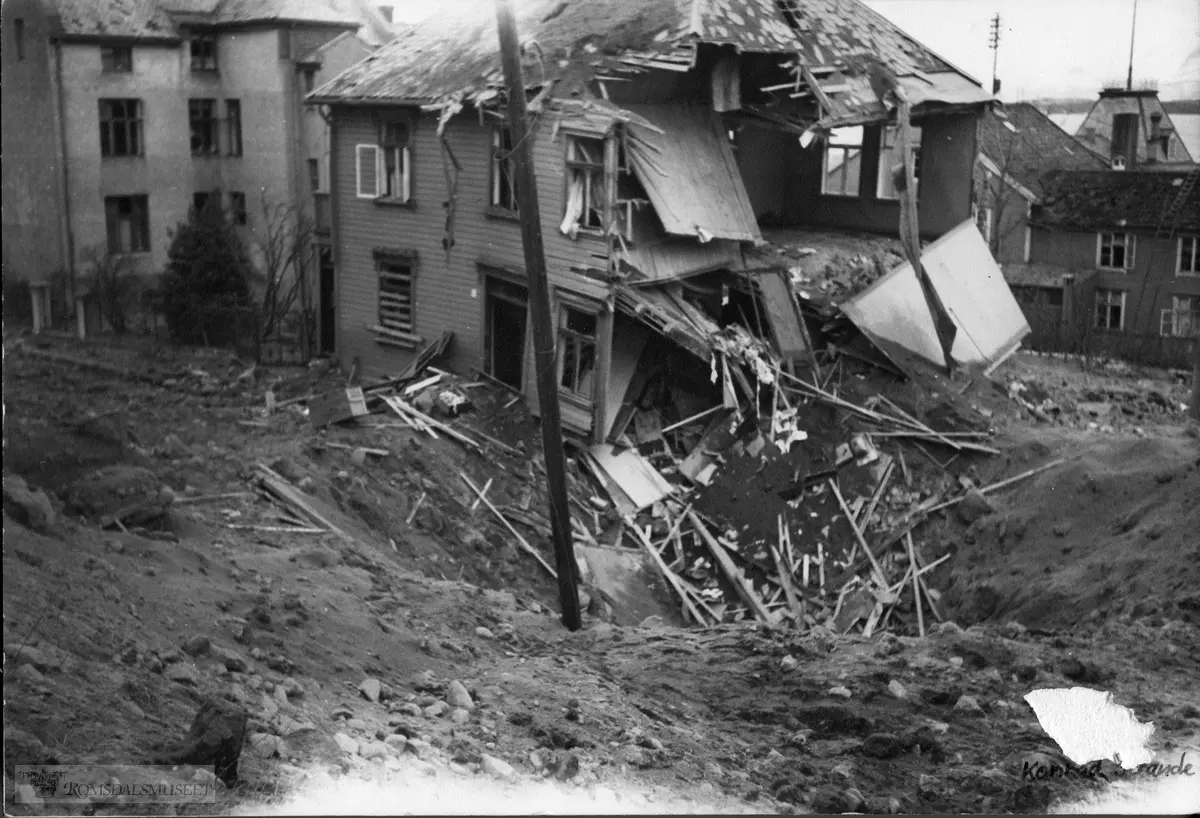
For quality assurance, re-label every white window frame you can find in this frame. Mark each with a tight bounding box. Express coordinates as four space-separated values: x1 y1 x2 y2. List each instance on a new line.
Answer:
1093 288 1126 332
1177 236 1199 276
822 126 863 197
1160 295 1197 337
876 123 921 200
1096 232 1135 271
355 144 380 199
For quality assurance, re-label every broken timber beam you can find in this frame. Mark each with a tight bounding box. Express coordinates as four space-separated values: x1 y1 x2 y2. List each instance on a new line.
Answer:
626 518 708 626
687 510 776 625
459 470 558 580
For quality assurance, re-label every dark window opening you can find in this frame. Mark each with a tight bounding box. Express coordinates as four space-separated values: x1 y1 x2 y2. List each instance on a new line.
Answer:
564 135 605 232
104 195 150 254
379 119 410 201
225 99 242 156
192 192 211 213
377 260 414 334
558 306 597 396
491 126 518 211
229 191 247 225
303 69 315 93
308 158 321 193
99 99 143 157
190 32 217 72
15 19 25 61
189 98 217 155
101 46 133 72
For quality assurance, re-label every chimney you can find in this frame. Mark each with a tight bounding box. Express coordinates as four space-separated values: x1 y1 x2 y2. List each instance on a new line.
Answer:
1110 112 1139 169
1148 112 1162 162
377 4 394 23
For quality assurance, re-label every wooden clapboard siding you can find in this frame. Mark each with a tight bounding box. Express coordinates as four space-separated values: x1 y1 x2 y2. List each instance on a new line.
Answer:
332 106 611 382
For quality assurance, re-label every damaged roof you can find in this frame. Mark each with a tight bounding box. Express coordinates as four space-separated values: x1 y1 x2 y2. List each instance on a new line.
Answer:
51 0 178 39
50 0 362 39
978 104 1107 199
1032 169 1200 233
311 0 961 105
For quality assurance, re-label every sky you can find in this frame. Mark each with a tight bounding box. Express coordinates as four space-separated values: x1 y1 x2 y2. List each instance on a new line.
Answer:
378 0 1200 101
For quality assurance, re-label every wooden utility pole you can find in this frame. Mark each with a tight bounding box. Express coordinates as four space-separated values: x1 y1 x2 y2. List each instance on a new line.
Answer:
1191 346 1199 422
495 0 582 630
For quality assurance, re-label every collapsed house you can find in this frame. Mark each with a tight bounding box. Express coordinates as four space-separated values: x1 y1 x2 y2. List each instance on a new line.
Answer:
307 0 1033 630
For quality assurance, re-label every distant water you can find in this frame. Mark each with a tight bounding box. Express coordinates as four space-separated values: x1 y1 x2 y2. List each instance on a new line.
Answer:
1049 112 1200 162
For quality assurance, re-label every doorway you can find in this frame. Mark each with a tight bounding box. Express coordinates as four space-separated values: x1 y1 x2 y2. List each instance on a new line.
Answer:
318 246 336 355
484 277 528 390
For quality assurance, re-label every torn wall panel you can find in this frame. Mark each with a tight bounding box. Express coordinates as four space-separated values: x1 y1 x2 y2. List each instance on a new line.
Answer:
840 220 1030 368
754 270 813 362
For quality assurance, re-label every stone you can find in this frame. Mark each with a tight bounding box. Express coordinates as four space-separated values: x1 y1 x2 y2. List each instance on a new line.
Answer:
955 489 995 524
3 728 58 776
62 465 173 526
917 773 940 798
411 670 439 691
948 656 964 669
2 474 57 533
384 735 408 753
888 680 908 699
861 733 904 759
405 738 432 759
475 627 496 639
12 664 45 684
358 741 390 761
165 663 201 687
5 644 62 675
248 733 283 759
158 697 248 785
954 695 984 715
481 754 516 780
212 646 248 673
446 680 475 711
391 703 424 718
1001 621 1028 639
934 621 963 637
183 636 211 657
812 787 858 814
333 733 358 754
779 655 798 672
449 708 470 725
829 685 853 699
424 701 449 718
359 678 382 703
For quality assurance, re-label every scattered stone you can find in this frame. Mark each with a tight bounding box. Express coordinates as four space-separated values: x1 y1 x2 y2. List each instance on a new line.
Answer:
2 474 57 533
450 708 470 725
248 733 285 759
158 697 248 785
446 680 475 711
391 703 424 718
384 735 408 753
358 741 390 761
934 621 963 637
358 678 382 703
411 670 439 691
948 656 964 669
955 489 995 524
888 680 908 699
812 787 859 813
5 645 62 675
475 627 496 639
829 685 852 699
861 733 904 759
211 646 248 673
917 773 940 798
333 733 358 754
405 738 432 759
1001 621 1028 639
183 636 211 657
165 663 201 687
954 695 984 715
779 655 798 672
481 754 516 780
424 701 449 719
378 683 393 702
3 728 58 776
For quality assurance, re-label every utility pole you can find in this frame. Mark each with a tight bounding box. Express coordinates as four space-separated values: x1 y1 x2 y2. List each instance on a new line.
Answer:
988 13 1001 95
494 0 582 631
1126 0 1139 90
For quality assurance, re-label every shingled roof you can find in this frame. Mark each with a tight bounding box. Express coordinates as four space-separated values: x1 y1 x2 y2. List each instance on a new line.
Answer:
50 0 362 39
978 103 1107 199
52 0 178 39
1032 169 1200 233
311 0 957 106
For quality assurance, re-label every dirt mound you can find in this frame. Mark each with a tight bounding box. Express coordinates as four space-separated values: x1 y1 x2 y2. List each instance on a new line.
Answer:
942 431 1200 630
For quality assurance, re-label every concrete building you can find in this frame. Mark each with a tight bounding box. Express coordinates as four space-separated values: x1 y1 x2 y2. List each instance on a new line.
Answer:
0 0 394 339
309 0 994 442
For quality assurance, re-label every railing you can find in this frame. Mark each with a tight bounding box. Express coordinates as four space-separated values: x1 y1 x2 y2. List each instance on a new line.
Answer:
314 192 331 234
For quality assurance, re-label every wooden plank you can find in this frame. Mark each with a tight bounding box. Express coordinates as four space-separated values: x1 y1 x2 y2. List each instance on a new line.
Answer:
687 510 775 625
906 531 926 637
255 463 357 544
829 478 888 590
459 470 558 579
925 458 1067 514
175 491 253 505
626 517 708 626
773 515 804 622
586 444 672 510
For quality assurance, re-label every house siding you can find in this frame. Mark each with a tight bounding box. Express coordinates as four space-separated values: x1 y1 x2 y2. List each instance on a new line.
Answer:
331 107 611 384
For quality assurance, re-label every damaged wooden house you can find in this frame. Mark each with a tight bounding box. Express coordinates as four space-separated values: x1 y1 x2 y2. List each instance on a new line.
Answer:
306 0 1002 459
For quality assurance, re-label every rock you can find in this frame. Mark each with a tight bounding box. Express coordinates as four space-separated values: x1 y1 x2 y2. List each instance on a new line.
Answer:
405 738 432 759
888 680 908 699
948 656 964 669
862 732 905 759
62 465 173 526
424 701 449 718
2 475 56 533
812 787 859 813
475 627 496 639
359 678 382 703
391 702 424 718
955 489 995 524
779 655 798 672
411 670 439 691
1001 621 1028 639
446 680 475 711
378 683 393 702
12 664 46 684
183 636 211 657
481 754 516 780
384 734 408 753
165 663 201 687
554 752 580 781
934 621 963 637
917 773 940 798
333 733 358 754
954 695 984 715
358 741 390 761
828 685 852 699
5 644 62 675
211 645 248 673
248 733 284 759
3 728 58 776
159 697 248 785
450 708 470 725
283 679 305 699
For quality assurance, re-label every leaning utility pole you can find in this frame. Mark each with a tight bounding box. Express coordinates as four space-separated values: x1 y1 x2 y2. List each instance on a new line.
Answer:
988 13 1001 95
494 0 582 631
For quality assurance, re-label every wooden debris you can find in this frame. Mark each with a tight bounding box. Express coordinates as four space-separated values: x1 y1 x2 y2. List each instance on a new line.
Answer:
405 492 427 525
254 463 355 544
469 477 494 511
906 531 925 637
175 492 253 505
687 510 776 625
459 471 557 579
829 479 888 590
926 457 1067 514
626 518 708 626
225 524 325 534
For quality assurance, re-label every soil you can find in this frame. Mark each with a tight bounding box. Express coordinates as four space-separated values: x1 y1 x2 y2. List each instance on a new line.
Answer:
3 332 1199 815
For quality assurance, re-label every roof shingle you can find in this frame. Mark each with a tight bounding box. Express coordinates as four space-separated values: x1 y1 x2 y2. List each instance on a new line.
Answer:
1032 169 1200 233
978 103 1107 198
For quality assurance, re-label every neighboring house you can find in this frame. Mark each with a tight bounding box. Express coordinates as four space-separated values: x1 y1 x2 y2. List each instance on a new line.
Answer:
1009 168 1200 366
973 102 1107 265
0 0 394 338
308 0 992 443
1072 86 1195 168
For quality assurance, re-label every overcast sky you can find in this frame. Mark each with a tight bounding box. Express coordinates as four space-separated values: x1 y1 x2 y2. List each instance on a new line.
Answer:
381 0 1200 101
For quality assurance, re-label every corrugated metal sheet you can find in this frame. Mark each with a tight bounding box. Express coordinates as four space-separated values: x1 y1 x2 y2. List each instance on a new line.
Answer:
619 238 742 283
624 103 762 242
312 0 960 105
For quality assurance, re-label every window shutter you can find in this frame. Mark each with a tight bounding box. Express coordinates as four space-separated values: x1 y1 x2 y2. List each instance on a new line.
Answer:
356 145 379 198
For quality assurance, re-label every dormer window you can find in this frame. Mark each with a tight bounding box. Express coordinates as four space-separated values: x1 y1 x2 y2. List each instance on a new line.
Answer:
190 32 217 73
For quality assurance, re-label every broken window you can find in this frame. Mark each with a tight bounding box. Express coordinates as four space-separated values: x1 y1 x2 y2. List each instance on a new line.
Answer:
1160 295 1198 337
822 127 862 196
558 306 597 397
1178 237 1199 276
189 98 218 155
308 158 321 194
377 258 415 335
104 195 150 254
229 191 247 225
491 126 518 211
192 191 211 213
876 124 922 200
563 135 605 234
378 119 411 202
1098 232 1134 270
190 32 217 72
226 99 242 157
356 145 380 198
1093 288 1125 331
101 46 133 73
99 99 143 157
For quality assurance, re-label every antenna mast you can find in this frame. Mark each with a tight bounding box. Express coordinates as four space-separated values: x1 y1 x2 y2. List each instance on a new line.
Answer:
988 13 1001 95
1126 0 1138 90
